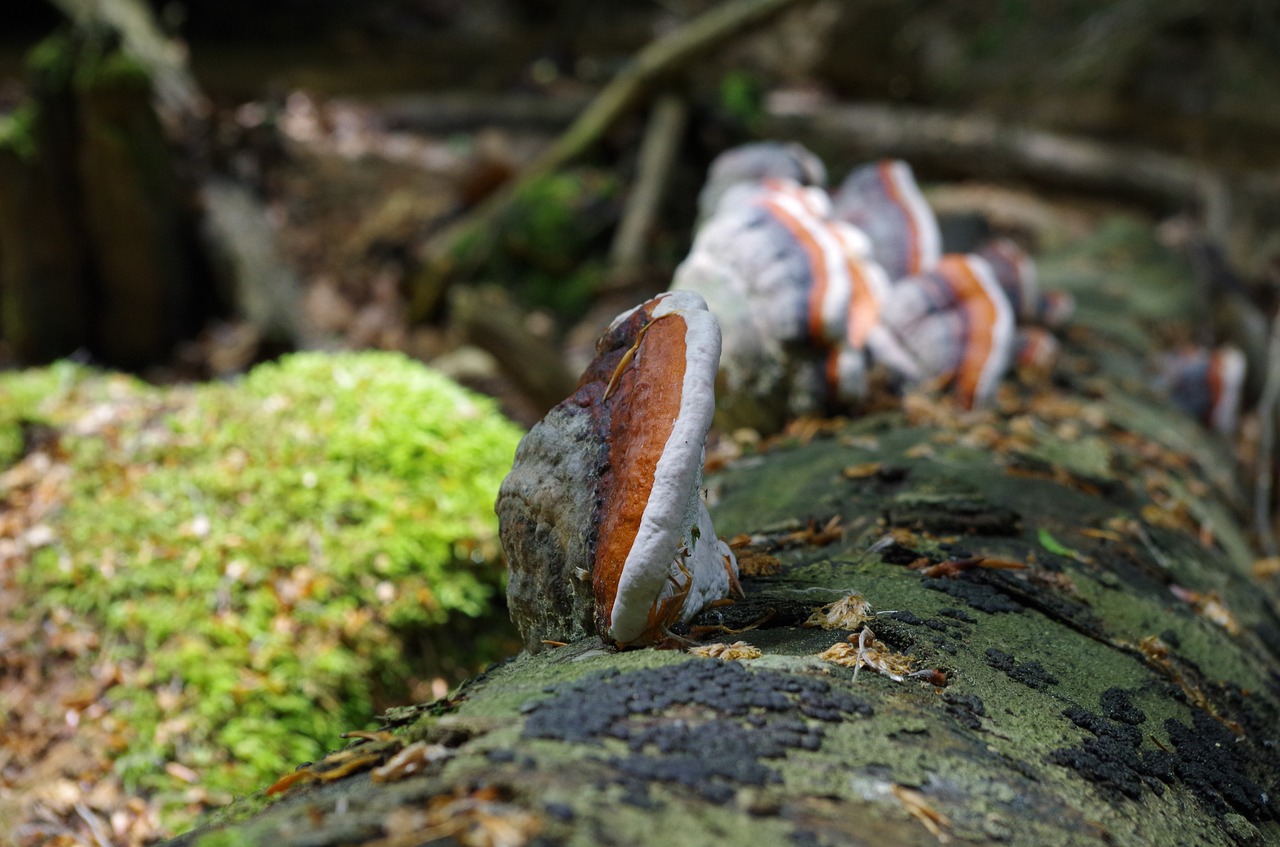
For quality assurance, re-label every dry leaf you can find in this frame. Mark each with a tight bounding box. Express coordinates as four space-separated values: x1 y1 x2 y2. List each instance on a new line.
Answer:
688 641 762 661
818 628 915 681
891 784 953 843
803 593 873 630
371 741 454 783
1169 585 1241 636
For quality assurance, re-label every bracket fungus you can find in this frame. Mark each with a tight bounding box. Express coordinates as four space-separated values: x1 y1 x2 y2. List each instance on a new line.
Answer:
880 253 1016 409
675 176 903 431
1156 345 1247 435
676 144 1073 427
977 237 1074 328
695 140 827 224
496 291 737 652
832 159 942 282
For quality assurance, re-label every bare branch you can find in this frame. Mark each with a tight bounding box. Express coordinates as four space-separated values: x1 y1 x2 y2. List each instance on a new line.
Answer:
407 0 818 321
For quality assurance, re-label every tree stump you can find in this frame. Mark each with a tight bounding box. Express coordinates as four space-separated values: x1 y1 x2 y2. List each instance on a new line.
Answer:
0 2 209 369
0 38 93 363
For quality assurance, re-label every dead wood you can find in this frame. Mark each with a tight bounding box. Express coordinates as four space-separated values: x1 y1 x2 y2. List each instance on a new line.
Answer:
763 100 1280 241
47 0 205 123
450 284 578 416
406 0 819 322
606 92 688 286
374 92 589 134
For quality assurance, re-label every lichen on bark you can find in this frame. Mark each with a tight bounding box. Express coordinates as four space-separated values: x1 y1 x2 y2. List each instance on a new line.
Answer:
164 215 1279 847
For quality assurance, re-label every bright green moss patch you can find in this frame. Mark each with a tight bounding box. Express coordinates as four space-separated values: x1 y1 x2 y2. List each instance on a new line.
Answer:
0 361 88 464
6 352 523 825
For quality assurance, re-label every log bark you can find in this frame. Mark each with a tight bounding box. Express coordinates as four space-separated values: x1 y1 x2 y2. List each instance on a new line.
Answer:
162 216 1279 846
73 41 199 367
0 48 93 362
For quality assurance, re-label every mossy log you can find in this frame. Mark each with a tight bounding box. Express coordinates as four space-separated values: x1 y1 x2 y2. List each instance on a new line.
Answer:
164 218 1279 846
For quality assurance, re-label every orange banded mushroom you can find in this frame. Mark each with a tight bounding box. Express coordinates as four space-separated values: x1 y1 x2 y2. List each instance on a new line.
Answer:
496 291 737 651
1155 345 1247 436
696 141 827 223
674 178 898 430
832 160 942 282
977 238 1075 329
879 254 1016 408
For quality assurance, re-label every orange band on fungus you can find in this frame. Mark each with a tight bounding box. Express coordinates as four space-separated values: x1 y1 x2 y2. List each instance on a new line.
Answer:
592 313 689 627
937 256 1000 407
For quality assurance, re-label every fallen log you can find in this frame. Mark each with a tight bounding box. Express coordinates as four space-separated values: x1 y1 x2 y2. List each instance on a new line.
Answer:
761 99 1280 269
161 203 1280 845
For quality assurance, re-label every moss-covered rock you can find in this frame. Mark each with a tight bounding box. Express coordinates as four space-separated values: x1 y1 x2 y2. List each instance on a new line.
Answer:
2 351 523 825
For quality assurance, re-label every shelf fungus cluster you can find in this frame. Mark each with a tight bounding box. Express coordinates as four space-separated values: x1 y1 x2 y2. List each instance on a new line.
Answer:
673 142 1078 433
1155 345 1247 435
496 291 738 652
495 144 1248 657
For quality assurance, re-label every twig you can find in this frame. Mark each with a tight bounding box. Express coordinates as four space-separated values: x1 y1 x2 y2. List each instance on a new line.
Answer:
407 0 817 320
74 803 112 847
1254 313 1280 557
606 92 689 287
1136 522 1175 572
852 626 870 683
762 100 1280 215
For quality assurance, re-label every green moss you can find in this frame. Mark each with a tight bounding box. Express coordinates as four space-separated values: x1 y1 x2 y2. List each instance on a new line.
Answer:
1040 214 1197 328
521 259 606 318
504 171 613 270
0 103 38 161
10 352 523 826
24 31 75 81
75 47 152 92
717 71 765 128
192 830 249 847
0 362 86 464
497 169 616 318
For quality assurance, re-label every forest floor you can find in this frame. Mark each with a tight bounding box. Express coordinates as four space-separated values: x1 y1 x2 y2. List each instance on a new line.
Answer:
0 92 547 846
2 78 1276 845
1 435 174 846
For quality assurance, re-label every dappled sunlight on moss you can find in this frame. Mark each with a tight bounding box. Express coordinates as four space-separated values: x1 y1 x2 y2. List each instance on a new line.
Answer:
2 351 523 826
